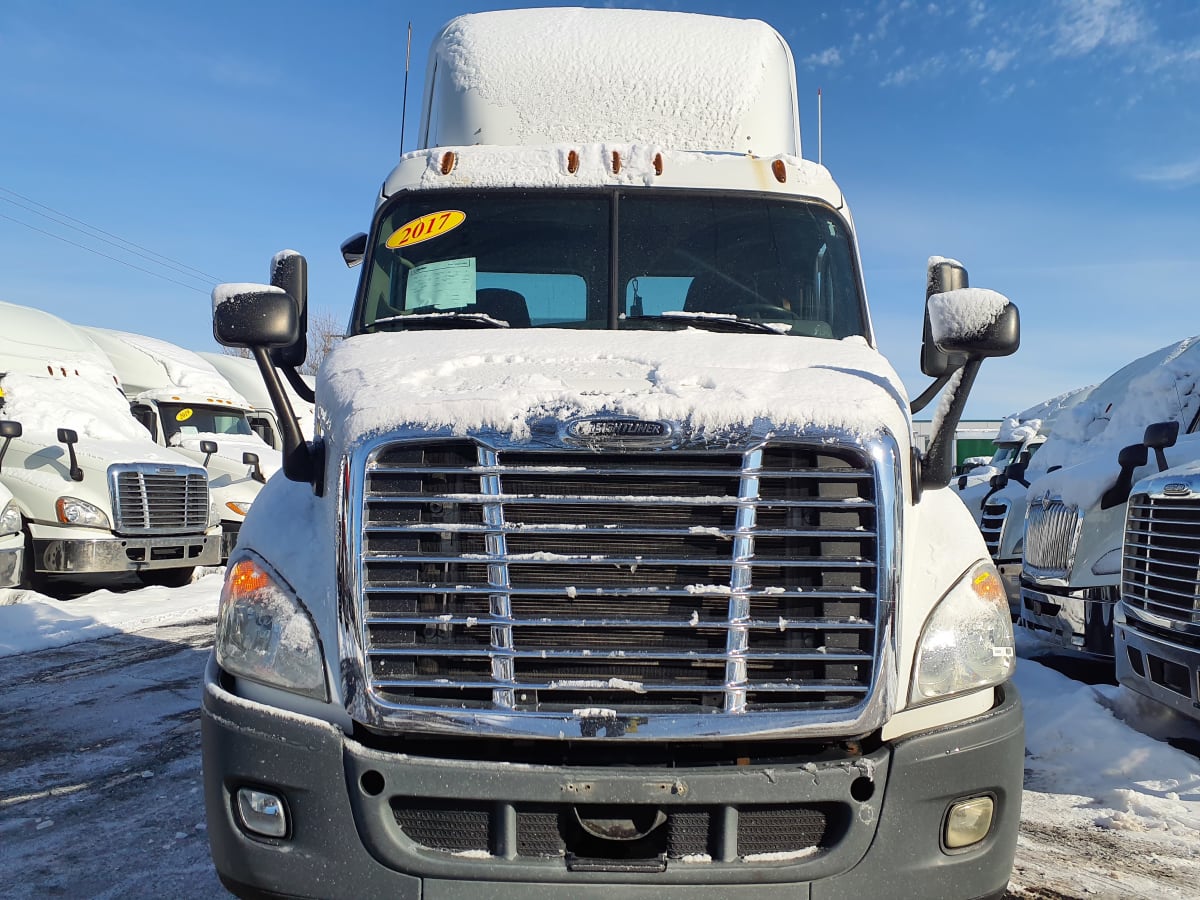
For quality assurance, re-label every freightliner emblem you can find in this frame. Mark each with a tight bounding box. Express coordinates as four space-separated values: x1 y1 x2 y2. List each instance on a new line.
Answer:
563 417 676 447
1163 483 1190 496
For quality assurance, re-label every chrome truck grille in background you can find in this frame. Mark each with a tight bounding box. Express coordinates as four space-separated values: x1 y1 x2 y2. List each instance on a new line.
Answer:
979 498 1009 561
109 464 210 534
349 435 896 737
1023 497 1082 580
1123 493 1200 629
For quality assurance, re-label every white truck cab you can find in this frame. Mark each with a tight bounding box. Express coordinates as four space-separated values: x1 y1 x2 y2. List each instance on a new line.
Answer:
1019 338 1200 657
199 351 315 450
81 327 277 560
0 479 23 588
200 10 1024 899
0 301 218 589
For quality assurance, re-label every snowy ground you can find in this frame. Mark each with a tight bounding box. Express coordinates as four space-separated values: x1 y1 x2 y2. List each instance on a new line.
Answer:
2 577 1200 899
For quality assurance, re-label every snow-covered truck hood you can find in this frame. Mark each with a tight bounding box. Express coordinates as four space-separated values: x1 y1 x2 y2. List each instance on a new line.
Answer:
316 330 913 453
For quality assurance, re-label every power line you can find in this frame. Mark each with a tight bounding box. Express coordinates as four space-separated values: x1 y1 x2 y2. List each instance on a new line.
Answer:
0 185 222 285
0 211 212 295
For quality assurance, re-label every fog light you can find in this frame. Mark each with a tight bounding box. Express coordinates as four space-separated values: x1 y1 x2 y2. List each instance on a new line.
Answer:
236 787 288 838
944 796 994 849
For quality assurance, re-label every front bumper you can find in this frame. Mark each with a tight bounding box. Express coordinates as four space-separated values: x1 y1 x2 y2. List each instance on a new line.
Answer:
30 528 220 575
1018 584 1117 658
0 536 22 588
202 656 1023 900
995 560 1021 620
1115 610 1200 724
220 521 242 561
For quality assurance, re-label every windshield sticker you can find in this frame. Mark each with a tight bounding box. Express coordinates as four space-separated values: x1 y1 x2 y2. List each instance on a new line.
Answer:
386 210 466 249
175 408 194 422
405 257 477 311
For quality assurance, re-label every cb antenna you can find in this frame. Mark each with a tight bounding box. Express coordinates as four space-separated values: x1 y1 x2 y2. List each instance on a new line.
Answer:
400 21 413 155
817 87 823 165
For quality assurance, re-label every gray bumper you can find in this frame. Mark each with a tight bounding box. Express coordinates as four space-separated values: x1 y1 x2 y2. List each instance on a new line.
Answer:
31 531 219 575
202 655 1022 900
1018 585 1116 658
0 544 21 588
995 560 1021 620
1115 611 1200 724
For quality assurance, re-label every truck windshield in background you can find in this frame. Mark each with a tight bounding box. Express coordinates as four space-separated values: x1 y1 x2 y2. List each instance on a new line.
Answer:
354 189 867 339
158 403 253 444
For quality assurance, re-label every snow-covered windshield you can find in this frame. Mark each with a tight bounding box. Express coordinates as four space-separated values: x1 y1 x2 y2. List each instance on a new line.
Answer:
353 189 866 339
158 403 253 444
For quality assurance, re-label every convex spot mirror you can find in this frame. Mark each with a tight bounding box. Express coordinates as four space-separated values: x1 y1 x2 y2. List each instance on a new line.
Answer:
925 288 1020 359
212 284 300 349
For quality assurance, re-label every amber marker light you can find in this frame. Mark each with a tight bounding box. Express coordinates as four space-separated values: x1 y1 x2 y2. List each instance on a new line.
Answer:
440 151 456 175
567 150 580 174
227 557 272 596
653 153 664 176
612 151 622 174
772 159 787 183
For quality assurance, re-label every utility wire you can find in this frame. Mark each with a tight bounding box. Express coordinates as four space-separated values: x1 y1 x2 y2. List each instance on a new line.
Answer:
0 185 221 285
0 211 211 295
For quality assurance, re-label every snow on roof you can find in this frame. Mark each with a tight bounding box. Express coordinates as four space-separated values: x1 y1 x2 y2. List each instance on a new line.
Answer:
317 330 911 446
423 8 799 155
995 384 1096 444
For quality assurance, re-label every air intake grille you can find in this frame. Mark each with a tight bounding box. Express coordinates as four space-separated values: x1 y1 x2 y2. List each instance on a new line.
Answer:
979 498 1009 561
111 466 210 534
1023 497 1081 578
358 440 880 715
1123 494 1200 630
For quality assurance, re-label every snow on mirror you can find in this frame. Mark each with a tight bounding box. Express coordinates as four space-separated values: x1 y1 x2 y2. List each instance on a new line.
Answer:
926 288 1012 348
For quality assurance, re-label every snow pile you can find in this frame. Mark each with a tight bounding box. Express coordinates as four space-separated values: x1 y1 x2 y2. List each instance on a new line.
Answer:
317 330 912 445
85 325 249 405
0 372 151 443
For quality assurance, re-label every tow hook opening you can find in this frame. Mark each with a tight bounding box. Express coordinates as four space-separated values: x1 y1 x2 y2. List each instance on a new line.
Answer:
564 804 669 869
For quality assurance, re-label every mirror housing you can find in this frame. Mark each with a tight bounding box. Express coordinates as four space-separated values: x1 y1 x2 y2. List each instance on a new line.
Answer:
242 451 266 484
212 284 299 349
926 290 1020 359
1144 420 1179 473
1100 443 1149 511
56 428 83 482
269 251 308 369
1006 460 1030 488
200 440 218 468
920 258 969 377
0 419 21 472
341 232 367 268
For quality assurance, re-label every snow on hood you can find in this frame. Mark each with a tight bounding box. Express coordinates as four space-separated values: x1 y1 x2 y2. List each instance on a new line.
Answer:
317 330 912 447
172 433 279 478
0 372 153 444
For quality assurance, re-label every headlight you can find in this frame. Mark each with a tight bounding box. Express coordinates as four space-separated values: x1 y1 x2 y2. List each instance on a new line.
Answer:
911 562 1015 704
216 554 327 700
0 500 20 536
55 497 111 529
225 500 253 517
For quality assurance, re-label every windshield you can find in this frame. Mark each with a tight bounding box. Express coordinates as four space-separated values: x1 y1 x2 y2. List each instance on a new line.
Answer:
989 443 1019 468
353 189 866 339
159 403 253 444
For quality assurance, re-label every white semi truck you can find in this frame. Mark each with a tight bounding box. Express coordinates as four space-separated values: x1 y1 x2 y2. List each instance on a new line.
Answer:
1019 337 1200 657
0 301 218 590
199 351 316 450
201 9 1023 898
0 480 25 588
82 327 277 560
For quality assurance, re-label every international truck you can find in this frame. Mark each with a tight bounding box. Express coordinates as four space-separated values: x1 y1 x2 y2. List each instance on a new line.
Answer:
82 327 278 560
1018 337 1200 657
0 301 218 590
201 9 1024 898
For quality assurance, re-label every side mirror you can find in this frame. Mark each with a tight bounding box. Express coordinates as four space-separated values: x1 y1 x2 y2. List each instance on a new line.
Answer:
920 258 969 377
926 289 1020 359
0 419 21 472
200 439 218 468
269 251 308 369
1006 460 1029 488
56 428 83 482
212 284 299 349
1100 443 1149 511
1143 420 1180 472
341 232 367 268
130 403 157 441
242 451 266 484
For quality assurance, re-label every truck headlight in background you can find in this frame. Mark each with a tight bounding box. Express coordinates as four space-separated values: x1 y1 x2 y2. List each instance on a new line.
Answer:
911 562 1015 703
216 553 328 701
55 497 111 529
0 500 21 536
225 500 253 518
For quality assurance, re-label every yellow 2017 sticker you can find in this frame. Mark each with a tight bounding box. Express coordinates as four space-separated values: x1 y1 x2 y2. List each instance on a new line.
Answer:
175 408 194 422
386 210 466 249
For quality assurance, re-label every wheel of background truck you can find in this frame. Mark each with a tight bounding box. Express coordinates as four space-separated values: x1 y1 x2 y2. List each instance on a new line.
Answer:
138 566 196 588
18 524 51 595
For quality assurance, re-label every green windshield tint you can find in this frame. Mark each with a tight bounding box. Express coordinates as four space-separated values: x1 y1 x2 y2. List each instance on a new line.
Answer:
354 190 865 338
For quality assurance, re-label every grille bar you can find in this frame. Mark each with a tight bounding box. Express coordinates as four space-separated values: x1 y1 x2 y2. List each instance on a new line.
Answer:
109 465 210 535
979 498 1009 560
1123 493 1200 625
1023 497 1082 577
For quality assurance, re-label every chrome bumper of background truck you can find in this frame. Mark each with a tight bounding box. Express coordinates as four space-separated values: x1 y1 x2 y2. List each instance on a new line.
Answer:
1018 585 1116 658
202 655 1022 900
0 544 21 588
32 532 219 574
1115 611 1200 725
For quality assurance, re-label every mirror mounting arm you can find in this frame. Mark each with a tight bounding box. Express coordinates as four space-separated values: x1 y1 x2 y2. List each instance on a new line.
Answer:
280 365 316 404
909 371 955 415
250 347 324 495
921 358 983 489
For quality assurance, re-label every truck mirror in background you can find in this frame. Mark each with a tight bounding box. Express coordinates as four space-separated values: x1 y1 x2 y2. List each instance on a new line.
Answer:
1100 443 1149 511
56 428 84 482
341 232 367 268
269 251 309 370
200 440 218 467
130 403 157 441
1006 460 1030 488
242 451 266 484
1143 420 1180 472
0 419 22 472
212 285 300 349
919 258 969 377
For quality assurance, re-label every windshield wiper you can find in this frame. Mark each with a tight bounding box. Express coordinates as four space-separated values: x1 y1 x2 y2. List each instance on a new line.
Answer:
624 312 785 335
371 311 510 331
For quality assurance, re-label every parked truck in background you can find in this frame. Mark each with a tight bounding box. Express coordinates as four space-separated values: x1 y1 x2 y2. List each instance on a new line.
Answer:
1018 337 1200 657
0 301 218 590
199 351 316 450
82 327 277 560
200 9 1023 898
0 480 24 588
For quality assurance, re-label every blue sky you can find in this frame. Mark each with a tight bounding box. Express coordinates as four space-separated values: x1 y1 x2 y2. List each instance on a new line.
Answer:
2 0 1198 420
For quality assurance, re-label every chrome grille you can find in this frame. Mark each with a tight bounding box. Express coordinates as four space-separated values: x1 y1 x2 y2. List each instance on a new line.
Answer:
110 464 210 534
1123 493 1200 626
357 440 881 716
1023 497 1081 579
979 498 1009 561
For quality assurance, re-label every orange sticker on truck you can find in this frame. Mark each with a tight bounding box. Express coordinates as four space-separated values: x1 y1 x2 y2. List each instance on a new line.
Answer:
386 210 466 249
